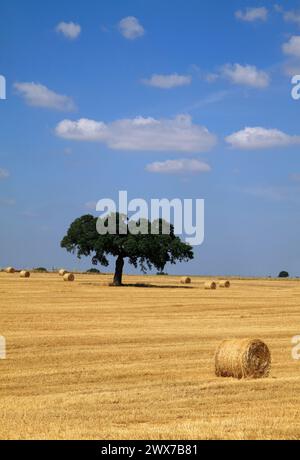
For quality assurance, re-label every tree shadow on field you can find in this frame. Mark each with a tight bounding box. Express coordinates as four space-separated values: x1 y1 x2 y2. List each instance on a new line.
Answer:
79 282 194 289
117 283 194 289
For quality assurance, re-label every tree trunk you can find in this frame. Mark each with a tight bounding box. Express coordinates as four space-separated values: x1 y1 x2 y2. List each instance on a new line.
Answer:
113 255 124 286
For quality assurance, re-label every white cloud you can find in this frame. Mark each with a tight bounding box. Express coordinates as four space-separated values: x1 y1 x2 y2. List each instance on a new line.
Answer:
56 118 108 141
56 22 81 39
235 7 268 22
183 90 231 112
56 115 217 153
283 10 300 26
0 168 9 179
142 73 191 89
118 16 144 40
14 82 76 111
226 127 300 150
146 159 211 174
221 63 270 88
282 36 300 57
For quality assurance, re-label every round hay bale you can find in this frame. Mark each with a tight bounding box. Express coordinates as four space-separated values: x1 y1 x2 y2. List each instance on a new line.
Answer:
181 276 191 284
219 280 230 288
63 273 74 282
215 338 271 379
204 280 217 290
20 270 30 278
58 269 67 276
5 267 15 274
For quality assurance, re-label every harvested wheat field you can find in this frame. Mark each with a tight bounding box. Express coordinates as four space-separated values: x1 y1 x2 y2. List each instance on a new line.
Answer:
0 272 300 440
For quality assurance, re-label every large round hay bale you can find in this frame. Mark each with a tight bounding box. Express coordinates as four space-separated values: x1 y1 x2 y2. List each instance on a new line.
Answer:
219 280 230 288
59 269 67 276
63 273 74 282
5 267 15 274
181 276 191 284
204 280 217 290
20 270 30 278
215 338 271 379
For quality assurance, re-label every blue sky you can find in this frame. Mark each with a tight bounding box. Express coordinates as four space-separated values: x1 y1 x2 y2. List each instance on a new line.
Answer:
1 0 300 276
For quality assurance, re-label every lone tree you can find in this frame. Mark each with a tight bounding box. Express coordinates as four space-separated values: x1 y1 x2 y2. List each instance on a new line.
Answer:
278 270 289 278
61 213 194 286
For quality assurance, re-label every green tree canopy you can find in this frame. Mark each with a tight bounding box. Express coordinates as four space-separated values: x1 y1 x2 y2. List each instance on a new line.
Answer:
61 213 194 285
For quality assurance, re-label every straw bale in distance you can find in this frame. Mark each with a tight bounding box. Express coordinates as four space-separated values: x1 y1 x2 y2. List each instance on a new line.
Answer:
5 267 15 274
20 270 30 278
204 281 217 290
59 269 67 276
219 280 230 288
63 273 75 282
215 338 271 379
181 276 191 284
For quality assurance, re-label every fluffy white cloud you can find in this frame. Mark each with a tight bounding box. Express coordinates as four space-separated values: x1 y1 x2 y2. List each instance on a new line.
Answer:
235 7 268 22
56 115 217 153
146 159 211 174
226 127 300 150
0 168 9 179
56 118 108 141
142 73 191 89
56 22 81 39
14 82 76 111
282 36 300 57
118 16 144 39
221 63 270 88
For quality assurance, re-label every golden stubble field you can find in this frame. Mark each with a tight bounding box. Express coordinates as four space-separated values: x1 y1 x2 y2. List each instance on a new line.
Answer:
0 271 300 440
